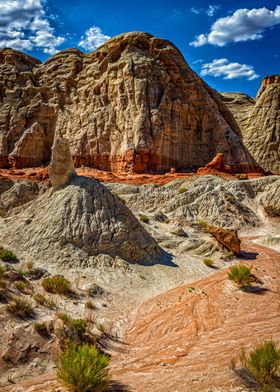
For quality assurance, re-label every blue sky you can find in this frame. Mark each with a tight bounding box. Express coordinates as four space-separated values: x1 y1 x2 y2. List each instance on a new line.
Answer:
1 0 279 96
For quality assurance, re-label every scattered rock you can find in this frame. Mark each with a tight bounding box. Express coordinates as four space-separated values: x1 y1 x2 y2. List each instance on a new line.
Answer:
25 268 50 280
207 225 241 254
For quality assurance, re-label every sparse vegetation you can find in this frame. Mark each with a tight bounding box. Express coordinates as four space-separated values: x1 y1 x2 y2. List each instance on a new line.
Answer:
97 323 106 333
56 313 90 348
85 299 95 309
6 296 33 318
15 268 26 277
139 214 150 224
57 344 111 392
42 275 71 295
58 313 87 337
203 258 214 268
228 264 254 287
33 293 56 308
33 322 49 335
0 264 5 279
0 247 17 262
14 280 26 292
196 219 208 228
238 340 280 390
178 187 187 194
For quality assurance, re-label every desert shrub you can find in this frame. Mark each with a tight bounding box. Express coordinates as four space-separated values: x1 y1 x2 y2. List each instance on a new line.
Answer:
178 187 187 194
85 300 95 309
14 280 26 292
34 293 47 305
58 313 87 337
228 264 253 287
0 247 17 262
196 219 208 228
203 258 214 268
6 296 33 318
24 261 34 271
15 268 26 277
0 264 5 279
42 275 71 294
33 322 49 335
33 293 56 308
240 340 280 389
97 323 106 334
139 214 150 224
57 344 111 392
56 313 89 348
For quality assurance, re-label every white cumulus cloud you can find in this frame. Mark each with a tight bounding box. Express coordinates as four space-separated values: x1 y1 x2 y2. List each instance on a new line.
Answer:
79 27 110 51
200 58 259 81
190 5 280 47
0 0 64 54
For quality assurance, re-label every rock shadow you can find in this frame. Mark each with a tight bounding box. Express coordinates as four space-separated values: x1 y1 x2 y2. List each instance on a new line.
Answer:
109 381 132 392
237 250 258 260
241 286 270 295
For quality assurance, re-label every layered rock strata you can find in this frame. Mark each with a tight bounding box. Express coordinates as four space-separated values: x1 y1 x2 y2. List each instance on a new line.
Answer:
0 33 260 173
222 75 280 173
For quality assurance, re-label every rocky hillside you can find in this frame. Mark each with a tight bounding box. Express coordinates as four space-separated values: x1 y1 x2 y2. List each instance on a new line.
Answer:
222 75 280 174
0 32 260 173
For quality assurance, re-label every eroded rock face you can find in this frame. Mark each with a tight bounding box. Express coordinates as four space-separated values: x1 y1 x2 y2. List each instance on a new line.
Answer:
0 33 260 173
207 225 241 254
48 138 76 188
222 76 280 174
0 175 161 265
243 76 280 174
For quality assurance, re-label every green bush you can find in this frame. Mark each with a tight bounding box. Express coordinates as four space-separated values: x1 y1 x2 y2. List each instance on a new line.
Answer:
33 293 56 308
14 280 26 292
6 296 33 318
139 214 150 224
57 344 111 392
85 300 95 309
228 264 253 287
58 313 87 337
203 258 214 268
196 220 208 228
42 275 71 294
178 187 187 194
240 340 280 389
0 247 17 262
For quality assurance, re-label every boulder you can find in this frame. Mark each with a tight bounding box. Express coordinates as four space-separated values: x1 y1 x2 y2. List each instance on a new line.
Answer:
207 225 241 254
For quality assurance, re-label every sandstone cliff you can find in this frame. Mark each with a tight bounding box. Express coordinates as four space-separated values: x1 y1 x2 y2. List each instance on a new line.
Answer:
242 76 280 173
222 76 280 174
0 32 260 173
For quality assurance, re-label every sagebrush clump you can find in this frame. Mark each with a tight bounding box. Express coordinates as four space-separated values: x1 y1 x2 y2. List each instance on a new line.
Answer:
203 258 214 268
6 296 33 318
42 275 71 294
139 214 150 224
239 340 280 389
57 344 111 392
0 247 17 262
228 264 253 287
